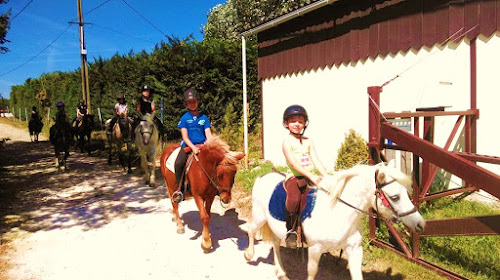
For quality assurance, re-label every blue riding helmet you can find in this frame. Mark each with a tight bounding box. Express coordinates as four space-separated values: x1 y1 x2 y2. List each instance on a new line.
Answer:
56 101 65 108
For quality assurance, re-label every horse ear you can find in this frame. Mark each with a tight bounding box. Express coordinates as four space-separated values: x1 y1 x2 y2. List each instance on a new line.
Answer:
226 152 245 161
377 170 386 184
387 159 396 168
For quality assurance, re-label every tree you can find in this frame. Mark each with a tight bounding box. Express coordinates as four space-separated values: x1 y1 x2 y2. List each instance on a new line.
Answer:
0 0 11 54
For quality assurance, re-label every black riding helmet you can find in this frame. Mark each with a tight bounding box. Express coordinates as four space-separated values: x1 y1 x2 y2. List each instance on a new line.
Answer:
183 88 200 102
283 105 309 135
141 85 153 93
283 105 308 123
116 93 125 101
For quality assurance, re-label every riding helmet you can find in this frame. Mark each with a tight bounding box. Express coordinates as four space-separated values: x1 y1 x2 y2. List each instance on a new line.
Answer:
283 105 308 123
79 100 85 105
183 88 200 102
116 93 125 100
141 85 152 92
56 101 65 108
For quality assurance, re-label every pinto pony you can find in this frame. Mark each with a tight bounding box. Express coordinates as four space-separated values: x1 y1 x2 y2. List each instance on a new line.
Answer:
135 113 159 187
244 161 426 280
160 136 244 252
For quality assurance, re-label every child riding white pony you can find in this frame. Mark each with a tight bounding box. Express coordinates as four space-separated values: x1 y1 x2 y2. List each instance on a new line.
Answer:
244 160 426 280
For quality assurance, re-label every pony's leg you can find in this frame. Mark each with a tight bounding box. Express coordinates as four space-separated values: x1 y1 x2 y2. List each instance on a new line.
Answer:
170 196 184 234
244 203 268 261
195 196 213 252
345 233 363 280
140 152 149 184
306 245 323 280
126 142 132 174
272 235 289 280
148 152 156 187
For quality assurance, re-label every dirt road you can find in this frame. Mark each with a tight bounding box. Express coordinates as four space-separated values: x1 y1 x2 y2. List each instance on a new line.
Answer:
0 120 414 280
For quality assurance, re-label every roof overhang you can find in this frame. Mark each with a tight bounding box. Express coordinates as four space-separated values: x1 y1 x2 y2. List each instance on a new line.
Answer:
240 0 339 37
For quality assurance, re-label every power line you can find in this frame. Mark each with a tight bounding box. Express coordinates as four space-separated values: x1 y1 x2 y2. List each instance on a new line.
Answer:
2 0 113 77
0 24 72 78
91 23 157 44
120 0 167 37
10 0 35 22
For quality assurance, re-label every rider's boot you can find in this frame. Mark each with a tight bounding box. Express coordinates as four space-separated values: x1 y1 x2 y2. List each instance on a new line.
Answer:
285 210 299 249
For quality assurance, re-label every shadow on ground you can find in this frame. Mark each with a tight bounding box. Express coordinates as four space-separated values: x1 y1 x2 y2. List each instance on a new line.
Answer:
0 139 167 236
182 208 247 251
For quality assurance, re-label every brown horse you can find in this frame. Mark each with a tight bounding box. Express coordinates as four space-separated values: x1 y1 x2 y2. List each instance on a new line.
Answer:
160 136 244 252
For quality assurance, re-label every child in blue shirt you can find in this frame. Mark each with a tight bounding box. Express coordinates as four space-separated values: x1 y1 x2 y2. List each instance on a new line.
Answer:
172 88 212 203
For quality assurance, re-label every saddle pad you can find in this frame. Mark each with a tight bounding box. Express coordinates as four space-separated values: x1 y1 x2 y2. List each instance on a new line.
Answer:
269 181 317 222
165 147 181 173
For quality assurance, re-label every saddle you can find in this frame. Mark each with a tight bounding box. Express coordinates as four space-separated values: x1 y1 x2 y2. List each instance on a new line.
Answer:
171 145 203 202
268 177 318 248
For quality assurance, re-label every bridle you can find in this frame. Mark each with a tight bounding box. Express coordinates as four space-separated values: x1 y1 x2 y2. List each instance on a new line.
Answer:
193 154 234 208
330 170 418 222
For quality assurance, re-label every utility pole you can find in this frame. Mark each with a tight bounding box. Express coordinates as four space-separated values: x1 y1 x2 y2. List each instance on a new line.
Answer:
75 0 91 112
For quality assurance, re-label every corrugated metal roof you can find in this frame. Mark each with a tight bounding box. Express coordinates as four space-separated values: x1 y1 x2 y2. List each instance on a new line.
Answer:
256 0 500 80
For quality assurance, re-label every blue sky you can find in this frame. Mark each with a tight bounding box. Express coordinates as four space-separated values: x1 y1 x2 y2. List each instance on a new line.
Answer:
0 0 226 98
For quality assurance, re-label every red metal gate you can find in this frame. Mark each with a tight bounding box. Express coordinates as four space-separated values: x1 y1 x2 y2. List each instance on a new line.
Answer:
367 86 500 280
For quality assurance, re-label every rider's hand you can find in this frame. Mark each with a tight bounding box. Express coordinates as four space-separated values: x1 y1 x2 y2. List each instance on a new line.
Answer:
312 175 322 186
192 147 200 154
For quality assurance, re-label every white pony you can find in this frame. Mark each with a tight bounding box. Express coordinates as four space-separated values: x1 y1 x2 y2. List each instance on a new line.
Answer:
244 160 425 280
135 113 159 187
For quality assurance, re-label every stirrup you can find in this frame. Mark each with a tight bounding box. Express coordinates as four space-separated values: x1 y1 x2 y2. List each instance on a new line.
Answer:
172 191 183 203
285 230 298 248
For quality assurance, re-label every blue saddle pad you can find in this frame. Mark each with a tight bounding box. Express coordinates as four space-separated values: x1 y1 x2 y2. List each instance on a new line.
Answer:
269 181 317 221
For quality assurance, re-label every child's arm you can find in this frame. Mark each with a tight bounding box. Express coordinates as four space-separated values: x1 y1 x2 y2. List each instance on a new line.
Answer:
151 101 156 116
181 128 200 154
310 140 327 177
136 102 141 115
282 139 322 185
204 127 212 141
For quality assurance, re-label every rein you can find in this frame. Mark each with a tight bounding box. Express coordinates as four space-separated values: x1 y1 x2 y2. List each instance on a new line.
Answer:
193 154 232 209
318 170 417 223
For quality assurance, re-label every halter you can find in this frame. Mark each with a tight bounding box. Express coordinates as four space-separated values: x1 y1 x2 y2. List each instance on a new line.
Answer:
373 170 418 221
193 154 233 208
329 170 418 223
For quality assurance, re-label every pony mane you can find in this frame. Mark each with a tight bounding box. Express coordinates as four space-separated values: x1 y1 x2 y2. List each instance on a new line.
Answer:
324 166 364 208
204 135 240 170
205 135 231 154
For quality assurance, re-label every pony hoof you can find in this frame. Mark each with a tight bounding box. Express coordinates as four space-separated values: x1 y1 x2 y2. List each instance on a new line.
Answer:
107 160 111 165
127 169 132 174
176 227 185 234
244 249 254 261
149 182 156 188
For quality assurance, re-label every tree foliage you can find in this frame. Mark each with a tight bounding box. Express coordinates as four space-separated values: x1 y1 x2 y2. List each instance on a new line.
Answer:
9 37 260 140
0 0 10 53
335 129 370 171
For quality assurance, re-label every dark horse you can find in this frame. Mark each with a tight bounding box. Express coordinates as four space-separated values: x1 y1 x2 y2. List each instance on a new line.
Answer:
160 136 244 252
73 114 95 155
107 116 133 173
50 121 73 171
28 115 43 142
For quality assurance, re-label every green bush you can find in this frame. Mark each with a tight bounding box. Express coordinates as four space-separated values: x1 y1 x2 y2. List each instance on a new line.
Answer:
334 129 369 171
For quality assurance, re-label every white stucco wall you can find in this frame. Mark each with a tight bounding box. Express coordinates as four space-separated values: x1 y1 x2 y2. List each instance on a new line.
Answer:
261 34 500 181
